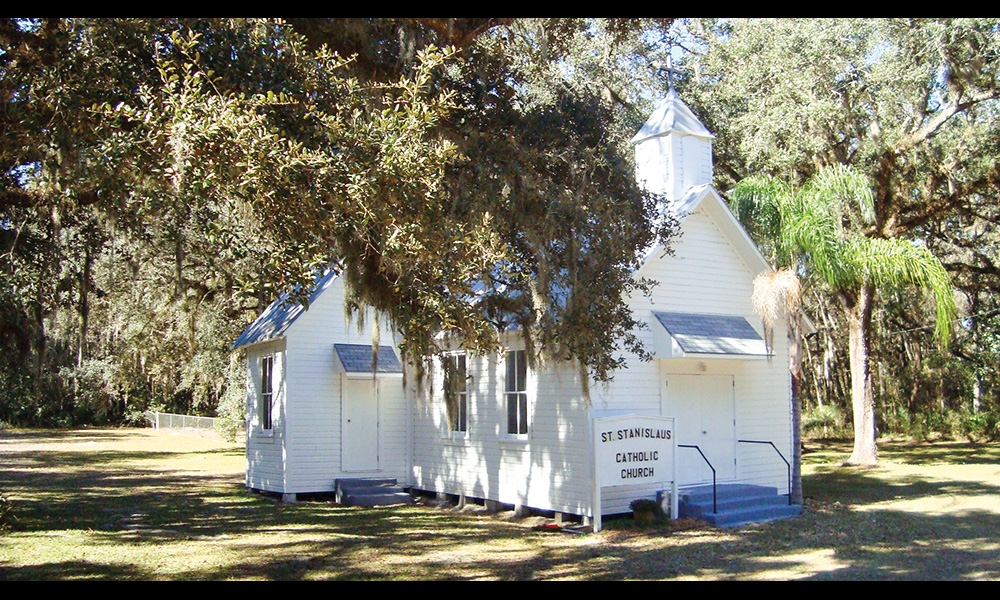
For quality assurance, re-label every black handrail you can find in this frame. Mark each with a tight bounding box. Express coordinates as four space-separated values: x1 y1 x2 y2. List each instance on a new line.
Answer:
677 444 717 513
738 439 792 505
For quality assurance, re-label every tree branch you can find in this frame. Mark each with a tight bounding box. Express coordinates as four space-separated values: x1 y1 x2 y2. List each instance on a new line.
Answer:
0 188 100 211
892 88 1000 155
889 160 1000 234
413 18 514 48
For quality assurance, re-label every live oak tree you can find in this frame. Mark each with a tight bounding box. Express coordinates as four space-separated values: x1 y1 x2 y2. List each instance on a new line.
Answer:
0 18 678 424
684 19 996 463
282 18 679 384
732 166 956 467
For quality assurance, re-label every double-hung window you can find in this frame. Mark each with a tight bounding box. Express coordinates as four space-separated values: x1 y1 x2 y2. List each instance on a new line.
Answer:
260 355 274 430
443 353 468 435
505 350 528 436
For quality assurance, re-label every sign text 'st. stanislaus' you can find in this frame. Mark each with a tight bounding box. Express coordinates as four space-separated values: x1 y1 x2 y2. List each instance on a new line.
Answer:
601 427 672 442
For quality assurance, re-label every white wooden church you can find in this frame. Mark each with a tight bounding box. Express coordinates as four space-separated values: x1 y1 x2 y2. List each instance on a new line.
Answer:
233 89 802 527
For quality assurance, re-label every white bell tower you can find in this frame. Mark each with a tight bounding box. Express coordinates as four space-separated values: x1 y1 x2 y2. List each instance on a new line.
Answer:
631 86 715 203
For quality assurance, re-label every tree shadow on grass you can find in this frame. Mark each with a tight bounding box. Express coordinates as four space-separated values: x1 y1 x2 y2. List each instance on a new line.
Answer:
0 428 150 445
878 440 1000 466
0 559 149 581
3 430 999 580
169 498 1000 580
804 468 1000 506
805 438 1000 467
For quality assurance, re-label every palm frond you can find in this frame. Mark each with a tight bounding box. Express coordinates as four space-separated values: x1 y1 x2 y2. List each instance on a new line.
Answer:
783 200 855 288
728 174 788 264
802 164 875 225
847 237 957 347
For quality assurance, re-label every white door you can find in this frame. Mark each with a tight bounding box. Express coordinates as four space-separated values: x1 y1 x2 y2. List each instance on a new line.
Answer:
342 378 379 472
661 373 736 485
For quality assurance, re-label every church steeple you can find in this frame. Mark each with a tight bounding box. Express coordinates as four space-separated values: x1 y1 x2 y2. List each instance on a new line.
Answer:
631 86 715 203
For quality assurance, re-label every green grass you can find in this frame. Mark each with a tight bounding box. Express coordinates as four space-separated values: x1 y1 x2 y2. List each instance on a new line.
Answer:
1 429 999 580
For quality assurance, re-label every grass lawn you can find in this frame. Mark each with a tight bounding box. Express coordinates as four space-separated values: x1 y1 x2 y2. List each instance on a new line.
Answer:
1 428 998 580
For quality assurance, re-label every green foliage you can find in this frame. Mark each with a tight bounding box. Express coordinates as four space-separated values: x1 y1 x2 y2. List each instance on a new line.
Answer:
958 410 1000 443
0 491 15 534
1 18 680 425
700 19 1000 463
731 165 957 347
629 498 659 512
802 405 846 439
214 353 247 443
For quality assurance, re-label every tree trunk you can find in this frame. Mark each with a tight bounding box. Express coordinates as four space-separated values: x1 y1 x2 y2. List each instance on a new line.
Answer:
788 309 804 504
845 283 878 466
77 243 92 368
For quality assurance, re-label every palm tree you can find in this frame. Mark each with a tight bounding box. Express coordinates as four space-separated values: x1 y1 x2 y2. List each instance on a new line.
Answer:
730 165 956 467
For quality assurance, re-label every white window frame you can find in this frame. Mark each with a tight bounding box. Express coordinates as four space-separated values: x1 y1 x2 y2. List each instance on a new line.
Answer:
260 354 274 431
504 350 528 439
441 352 468 438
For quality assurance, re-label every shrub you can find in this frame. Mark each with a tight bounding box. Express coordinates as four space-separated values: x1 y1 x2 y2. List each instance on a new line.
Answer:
629 498 661 524
214 354 247 444
957 410 1000 443
803 405 844 438
629 498 658 511
0 491 15 533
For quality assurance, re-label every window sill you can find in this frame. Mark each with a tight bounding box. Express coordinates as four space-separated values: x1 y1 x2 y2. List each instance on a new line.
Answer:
441 433 469 445
498 435 529 446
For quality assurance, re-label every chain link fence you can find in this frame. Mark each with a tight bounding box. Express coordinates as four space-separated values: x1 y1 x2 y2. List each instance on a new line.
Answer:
145 411 217 430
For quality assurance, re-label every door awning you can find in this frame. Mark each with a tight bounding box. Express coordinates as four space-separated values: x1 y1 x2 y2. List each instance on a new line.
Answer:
334 344 403 376
652 311 769 359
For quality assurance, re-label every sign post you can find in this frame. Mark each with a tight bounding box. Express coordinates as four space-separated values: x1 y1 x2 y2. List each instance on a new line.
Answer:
591 415 676 533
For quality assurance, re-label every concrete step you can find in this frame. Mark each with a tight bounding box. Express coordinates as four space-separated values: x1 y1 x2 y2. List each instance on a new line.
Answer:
674 483 801 528
681 493 793 519
335 478 411 507
707 503 802 528
679 483 779 504
336 477 400 494
342 491 413 507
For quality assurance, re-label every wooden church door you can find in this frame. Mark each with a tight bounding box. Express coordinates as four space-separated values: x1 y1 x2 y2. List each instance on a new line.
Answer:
342 377 380 472
661 373 736 485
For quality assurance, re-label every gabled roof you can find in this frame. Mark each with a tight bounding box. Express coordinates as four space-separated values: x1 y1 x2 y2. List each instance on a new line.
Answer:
640 184 772 277
639 185 817 335
631 89 715 145
231 268 339 349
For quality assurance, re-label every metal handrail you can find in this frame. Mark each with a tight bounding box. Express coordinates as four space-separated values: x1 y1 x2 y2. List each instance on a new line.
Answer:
677 444 717 513
738 439 792 505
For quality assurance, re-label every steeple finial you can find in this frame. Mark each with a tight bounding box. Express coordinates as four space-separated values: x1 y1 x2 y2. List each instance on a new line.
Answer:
664 53 681 93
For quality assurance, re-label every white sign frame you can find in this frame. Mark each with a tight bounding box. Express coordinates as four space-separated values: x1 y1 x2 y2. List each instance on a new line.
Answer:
591 414 677 532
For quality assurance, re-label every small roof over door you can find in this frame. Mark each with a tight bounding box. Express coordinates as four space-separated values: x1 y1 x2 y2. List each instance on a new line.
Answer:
652 311 769 359
333 344 404 376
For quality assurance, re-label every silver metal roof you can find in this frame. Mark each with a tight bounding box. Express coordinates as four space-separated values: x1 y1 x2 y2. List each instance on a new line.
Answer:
231 268 339 349
334 344 403 373
653 311 768 356
631 89 715 145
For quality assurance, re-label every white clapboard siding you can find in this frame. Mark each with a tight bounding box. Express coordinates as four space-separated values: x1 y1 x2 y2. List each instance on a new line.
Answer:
242 274 410 495
411 348 594 515
245 338 286 492
588 201 792 514
411 196 793 517
282 275 408 493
